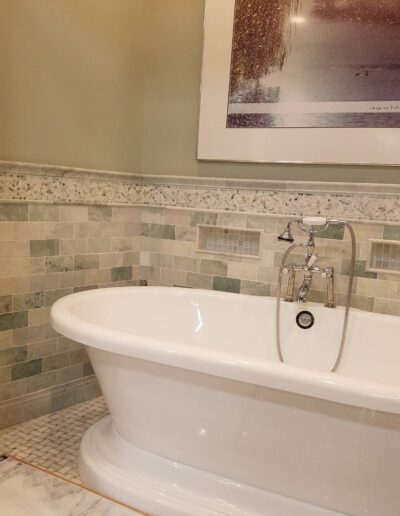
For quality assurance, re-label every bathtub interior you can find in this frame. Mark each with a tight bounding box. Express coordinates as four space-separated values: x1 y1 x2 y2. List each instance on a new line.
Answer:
60 287 400 385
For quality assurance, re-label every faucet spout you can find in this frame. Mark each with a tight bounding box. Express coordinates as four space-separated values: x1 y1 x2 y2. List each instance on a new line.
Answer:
297 270 312 303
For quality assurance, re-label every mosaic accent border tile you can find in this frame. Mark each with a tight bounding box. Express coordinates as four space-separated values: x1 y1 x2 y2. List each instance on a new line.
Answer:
0 162 143 206
1 160 400 222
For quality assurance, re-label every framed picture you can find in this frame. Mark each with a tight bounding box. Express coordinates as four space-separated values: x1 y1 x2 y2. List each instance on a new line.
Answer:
198 0 400 165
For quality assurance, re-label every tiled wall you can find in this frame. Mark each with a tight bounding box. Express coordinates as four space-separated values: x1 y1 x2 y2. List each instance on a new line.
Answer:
1 162 400 429
138 206 400 315
0 203 143 429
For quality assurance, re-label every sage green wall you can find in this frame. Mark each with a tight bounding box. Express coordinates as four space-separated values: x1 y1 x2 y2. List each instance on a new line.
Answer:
1 0 399 183
0 0 144 173
142 0 400 183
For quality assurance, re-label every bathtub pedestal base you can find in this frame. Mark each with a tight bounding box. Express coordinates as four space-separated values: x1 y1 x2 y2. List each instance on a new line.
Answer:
79 416 344 516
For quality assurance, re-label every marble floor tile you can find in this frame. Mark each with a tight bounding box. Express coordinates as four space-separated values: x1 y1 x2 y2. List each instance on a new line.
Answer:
0 456 141 515
0 397 108 483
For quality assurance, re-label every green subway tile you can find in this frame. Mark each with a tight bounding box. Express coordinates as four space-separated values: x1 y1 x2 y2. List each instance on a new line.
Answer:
149 224 175 240
111 266 133 282
190 211 217 227
318 224 345 240
0 346 27 367
73 285 98 293
28 205 59 222
0 295 12 314
74 254 100 270
0 366 10 384
42 352 70 372
28 371 57 393
55 364 83 384
71 348 89 364
88 206 112 222
200 259 228 276
213 276 241 293
0 311 28 332
341 259 377 279
30 239 59 257
383 226 400 240
44 288 73 307
140 223 150 236
83 362 94 376
0 204 28 221
45 256 74 272
13 292 44 311
11 358 42 381
240 280 271 296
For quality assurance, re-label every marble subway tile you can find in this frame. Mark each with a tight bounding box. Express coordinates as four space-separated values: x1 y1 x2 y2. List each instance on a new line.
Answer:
373 298 400 316
246 215 277 233
357 278 398 299
200 259 228 277
174 256 199 272
28 307 51 327
0 223 13 241
186 272 213 290
13 292 45 311
160 268 187 286
0 311 28 332
59 205 88 222
0 365 11 384
28 204 59 222
14 222 44 240
111 266 133 282
383 225 400 240
175 226 197 242
141 207 164 224
27 338 58 360
42 352 71 372
0 378 28 401
88 206 112 222
164 208 190 226
0 345 27 367
44 288 73 307
190 211 217 227
13 326 44 346
11 358 42 381
13 257 45 276
216 212 247 228
213 276 241 293
0 204 28 221
59 238 88 255
30 273 60 292
240 280 270 296
43 222 73 239
74 254 100 270
45 255 74 273
112 206 141 223
0 296 12 314
227 262 259 281
100 252 123 268
30 239 59 257
60 271 86 288
87 237 111 253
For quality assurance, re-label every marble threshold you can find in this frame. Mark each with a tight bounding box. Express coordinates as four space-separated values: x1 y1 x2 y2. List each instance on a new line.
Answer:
0 455 144 515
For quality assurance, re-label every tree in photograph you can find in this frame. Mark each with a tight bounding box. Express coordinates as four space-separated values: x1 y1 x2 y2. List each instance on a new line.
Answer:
229 0 301 97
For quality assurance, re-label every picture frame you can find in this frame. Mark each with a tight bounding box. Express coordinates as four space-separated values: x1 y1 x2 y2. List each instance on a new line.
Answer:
197 0 400 165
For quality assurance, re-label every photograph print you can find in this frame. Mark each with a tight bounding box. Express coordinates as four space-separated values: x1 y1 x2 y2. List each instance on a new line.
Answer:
227 0 400 128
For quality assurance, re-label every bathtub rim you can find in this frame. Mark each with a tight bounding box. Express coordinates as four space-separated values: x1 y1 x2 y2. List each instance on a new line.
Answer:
50 286 400 415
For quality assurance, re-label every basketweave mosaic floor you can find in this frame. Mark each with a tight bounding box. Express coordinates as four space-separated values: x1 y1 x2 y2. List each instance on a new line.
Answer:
0 397 108 483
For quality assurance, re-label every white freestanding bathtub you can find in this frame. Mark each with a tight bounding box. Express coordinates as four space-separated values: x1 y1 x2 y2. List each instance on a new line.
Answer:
51 287 400 516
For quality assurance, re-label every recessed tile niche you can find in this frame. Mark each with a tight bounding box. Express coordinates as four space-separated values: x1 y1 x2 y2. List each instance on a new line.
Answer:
197 225 262 258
